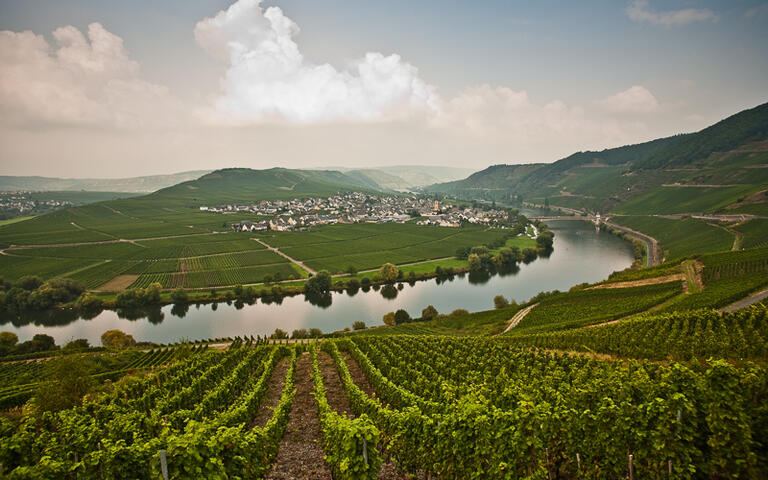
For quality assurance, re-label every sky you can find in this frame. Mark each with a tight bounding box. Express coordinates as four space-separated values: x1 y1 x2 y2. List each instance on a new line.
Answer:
0 0 767 178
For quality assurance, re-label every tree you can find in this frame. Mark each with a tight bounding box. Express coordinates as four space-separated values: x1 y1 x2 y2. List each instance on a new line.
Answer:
380 263 399 283
382 312 396 326
233 284 244 297
309 328 323 338
494 295 509 309
394 309 411 324
352 321 366 330
101 329 136 348
346 265 358 276
34 355 94 412
468 253 483 271
64 338 90 351
171 288 189 304
18 275 43 291
291 329 309 339
522 248 538 262
0 331 18 348
31 334 56 351
361 277 371 287
271 328 289 339
536 230 554 249
305 270 332 296
421 305 438 321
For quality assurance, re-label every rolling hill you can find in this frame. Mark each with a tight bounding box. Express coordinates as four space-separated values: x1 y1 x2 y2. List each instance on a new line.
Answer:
0 170 211 193
425 102 768 214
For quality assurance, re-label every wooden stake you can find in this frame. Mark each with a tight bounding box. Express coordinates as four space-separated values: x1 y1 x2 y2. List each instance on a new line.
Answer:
159 450 169 480
629 454 634 480
362 438 368 465
576 453 581 471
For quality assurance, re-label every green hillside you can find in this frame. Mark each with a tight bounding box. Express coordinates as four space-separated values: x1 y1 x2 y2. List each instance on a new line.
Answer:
426 102 768 214
150 167 377 205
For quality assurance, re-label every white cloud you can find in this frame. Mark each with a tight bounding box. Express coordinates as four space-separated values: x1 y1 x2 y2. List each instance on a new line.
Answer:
627 0 717 27
599 85 660 113
0 23 177 128
429 85 648 161
194 0 437 124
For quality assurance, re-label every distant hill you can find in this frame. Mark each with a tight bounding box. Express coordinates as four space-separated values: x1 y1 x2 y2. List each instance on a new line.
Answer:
149 167 380 205
0 170 211 193
320 165 474 190
425 102 768 214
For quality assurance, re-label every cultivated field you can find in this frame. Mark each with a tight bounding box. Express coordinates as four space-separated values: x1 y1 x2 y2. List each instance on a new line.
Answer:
0 221 511 290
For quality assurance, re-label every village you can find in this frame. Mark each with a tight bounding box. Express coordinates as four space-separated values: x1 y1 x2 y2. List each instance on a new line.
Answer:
198 193 525 232
0 191 75 219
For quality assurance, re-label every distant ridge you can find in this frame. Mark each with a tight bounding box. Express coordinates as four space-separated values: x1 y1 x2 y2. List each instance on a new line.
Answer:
0 170 212 193
425 102 768 214
148 167 381 205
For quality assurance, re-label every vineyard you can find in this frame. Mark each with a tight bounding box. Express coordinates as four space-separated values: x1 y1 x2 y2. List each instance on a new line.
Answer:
0 345 206 410
506 304 768 361
0 331 765 479
510 282 683 334
0 222 511 290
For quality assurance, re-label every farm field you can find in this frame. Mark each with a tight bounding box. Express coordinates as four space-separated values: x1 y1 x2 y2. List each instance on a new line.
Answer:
509 281 683 334
0 222 513 290
610 215 734 260
734 218 768 249
262 223 509 273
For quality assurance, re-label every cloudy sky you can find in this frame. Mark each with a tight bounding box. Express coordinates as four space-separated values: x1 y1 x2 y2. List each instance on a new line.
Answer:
1 0 766 178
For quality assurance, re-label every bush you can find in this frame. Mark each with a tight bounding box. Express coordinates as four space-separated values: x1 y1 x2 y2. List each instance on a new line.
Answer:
306 270 332 296
380 263 399 283
171 288 189 304
352 321 366 330
382 312 395 326
394 309 411 324
291 329 309 339
271 328 289 339
309 328 323 338
421 305 438 321
494 295 509 309
450 309 469 317
101 329 136 348
34 355 94 412
63 338 90 351
361 277 371 287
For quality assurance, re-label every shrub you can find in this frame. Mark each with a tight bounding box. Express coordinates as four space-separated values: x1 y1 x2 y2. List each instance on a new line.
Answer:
421 305 438 321
394 309 411 324
494 295 509 309
101 329 136 348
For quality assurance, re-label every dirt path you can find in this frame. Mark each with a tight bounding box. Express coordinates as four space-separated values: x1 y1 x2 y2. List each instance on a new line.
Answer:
254 238 316 275
265 353 332 480
7 231 226 250
331 352 408 480
503 303 538 333
719 287 768 313
251 357 291 429
319 352 355 416
588 274 684 290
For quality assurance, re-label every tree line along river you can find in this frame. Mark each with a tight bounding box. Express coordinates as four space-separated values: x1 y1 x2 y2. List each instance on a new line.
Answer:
1 219 635 345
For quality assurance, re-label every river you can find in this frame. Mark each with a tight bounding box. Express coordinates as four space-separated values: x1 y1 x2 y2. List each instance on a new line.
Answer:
1 219 634 345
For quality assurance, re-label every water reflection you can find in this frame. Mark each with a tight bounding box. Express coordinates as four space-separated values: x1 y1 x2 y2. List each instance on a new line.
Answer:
1 220 634 345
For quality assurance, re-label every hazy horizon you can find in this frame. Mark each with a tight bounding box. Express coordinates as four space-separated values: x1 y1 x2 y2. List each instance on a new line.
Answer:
1 0 767 177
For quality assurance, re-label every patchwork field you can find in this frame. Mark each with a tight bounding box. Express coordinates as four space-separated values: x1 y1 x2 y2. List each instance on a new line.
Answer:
0 222 510 290
261 223 507 273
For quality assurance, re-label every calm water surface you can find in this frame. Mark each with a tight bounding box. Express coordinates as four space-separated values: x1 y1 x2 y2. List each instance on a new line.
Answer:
2 220 634 345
